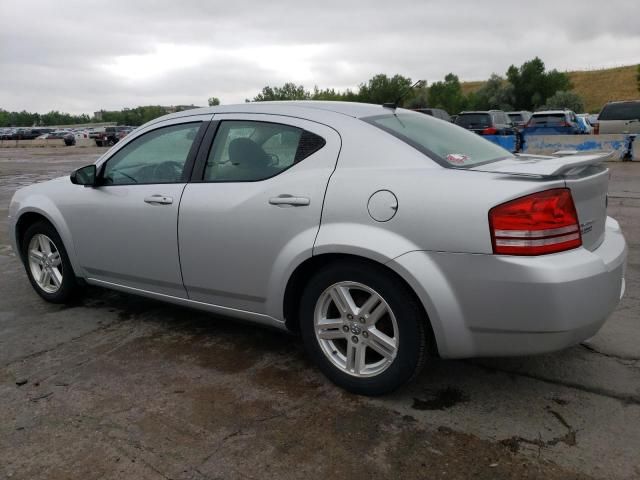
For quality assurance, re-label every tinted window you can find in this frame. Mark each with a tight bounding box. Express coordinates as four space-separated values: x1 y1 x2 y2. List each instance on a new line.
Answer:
529 114 567 125
102 122 200 185
204 121 325 182
509 113 523 122
599 102 640 121
364 113 512 168
455 113 491 128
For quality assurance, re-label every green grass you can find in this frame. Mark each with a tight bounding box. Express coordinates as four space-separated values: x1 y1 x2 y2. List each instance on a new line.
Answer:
460 65 639 113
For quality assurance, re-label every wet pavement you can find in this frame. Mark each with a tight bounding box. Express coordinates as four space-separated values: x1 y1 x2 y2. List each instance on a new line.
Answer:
0 147 638 479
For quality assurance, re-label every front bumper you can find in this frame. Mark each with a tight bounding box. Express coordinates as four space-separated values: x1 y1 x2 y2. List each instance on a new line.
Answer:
389 217 627 358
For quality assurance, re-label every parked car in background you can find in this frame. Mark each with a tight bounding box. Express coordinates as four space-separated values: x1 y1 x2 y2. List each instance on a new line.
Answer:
413 108 451 122
455 110 515 135
507 111 532 128
36 131 67 140
455 110 520 151
8 102 627 395
95 126 134 147
596 100 640 134
575 115 593 134
523 110 581 135
63 133 76 146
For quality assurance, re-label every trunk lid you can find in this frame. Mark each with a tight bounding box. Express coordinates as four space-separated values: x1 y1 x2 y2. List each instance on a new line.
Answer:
473 151 611 251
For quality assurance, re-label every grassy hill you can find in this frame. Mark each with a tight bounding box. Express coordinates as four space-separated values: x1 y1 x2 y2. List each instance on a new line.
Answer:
461 65 639 113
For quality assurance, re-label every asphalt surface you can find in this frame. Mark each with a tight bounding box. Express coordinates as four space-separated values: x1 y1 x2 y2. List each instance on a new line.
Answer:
0 147 638 480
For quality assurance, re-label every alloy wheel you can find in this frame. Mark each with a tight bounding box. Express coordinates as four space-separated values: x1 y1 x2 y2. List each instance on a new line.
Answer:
27 234 63 294
313 281 399 378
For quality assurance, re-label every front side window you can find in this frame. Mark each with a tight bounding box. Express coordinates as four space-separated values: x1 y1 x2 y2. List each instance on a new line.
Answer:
365 112 513 168
102 123 200 185
204 121 325 181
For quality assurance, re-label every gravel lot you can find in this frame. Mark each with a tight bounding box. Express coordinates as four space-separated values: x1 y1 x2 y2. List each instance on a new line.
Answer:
0 147 638 480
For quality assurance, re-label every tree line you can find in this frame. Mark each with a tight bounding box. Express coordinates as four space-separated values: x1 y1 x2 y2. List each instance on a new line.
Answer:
0 105 186 128
2 57 595 128
243 57 586 113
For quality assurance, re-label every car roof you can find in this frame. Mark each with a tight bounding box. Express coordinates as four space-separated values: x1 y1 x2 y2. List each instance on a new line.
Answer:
532 110 570 115
153 101 401 124
458 110 502 114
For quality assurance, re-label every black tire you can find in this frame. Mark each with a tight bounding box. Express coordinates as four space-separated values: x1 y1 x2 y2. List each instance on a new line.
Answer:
299 260 429 396
21 221 80 303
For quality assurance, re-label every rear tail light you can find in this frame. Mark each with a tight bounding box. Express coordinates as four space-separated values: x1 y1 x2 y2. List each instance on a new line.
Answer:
482 127 498 135
489 188 582 255
559 121 570 127
593 122 599 134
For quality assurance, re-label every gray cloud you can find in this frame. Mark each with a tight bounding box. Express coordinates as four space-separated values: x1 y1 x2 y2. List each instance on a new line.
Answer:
1 0 638 114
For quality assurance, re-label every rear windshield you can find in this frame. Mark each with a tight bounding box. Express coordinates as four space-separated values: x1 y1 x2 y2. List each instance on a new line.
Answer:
363 112 513 168
529 114 566 125
455 113 491 128
508 113 523 122
599 102 640 121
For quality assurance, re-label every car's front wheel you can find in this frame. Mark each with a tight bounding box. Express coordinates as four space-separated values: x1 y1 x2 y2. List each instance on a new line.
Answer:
22 221 79 303
300 261 429 395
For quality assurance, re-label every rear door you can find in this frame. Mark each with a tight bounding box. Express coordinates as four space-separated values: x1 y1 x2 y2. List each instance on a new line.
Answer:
178 114 341 315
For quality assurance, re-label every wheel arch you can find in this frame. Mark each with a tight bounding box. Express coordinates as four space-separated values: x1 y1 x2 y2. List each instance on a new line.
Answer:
282 252 439 356
13 206 82 277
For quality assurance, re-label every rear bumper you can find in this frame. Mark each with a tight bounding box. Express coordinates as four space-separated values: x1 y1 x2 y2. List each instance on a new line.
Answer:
389 216 627 358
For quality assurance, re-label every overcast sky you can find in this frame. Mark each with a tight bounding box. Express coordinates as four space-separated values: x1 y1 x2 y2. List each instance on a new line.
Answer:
1 0 638 114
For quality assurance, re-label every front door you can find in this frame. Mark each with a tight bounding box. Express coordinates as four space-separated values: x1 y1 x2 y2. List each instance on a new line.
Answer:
178 114 341 316
63 117 208 296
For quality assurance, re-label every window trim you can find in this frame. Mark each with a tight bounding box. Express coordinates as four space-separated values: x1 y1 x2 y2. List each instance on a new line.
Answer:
97 121 207 187
190 119 326 184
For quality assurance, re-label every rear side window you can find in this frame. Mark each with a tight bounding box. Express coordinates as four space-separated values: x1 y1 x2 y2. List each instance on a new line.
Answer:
455 113 491 128
364 112 512 168
599 102 640 121
204 121 325 182
509 113 523 122
529 114 566 125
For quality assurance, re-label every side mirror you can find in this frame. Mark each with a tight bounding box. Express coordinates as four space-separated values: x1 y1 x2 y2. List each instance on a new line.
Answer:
70 164 97 186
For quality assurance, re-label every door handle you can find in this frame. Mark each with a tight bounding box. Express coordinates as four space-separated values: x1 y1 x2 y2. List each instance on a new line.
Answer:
144 194 173 205
269 195 310 207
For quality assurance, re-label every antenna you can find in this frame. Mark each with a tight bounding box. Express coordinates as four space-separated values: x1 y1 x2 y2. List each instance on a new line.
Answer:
383 79 426 110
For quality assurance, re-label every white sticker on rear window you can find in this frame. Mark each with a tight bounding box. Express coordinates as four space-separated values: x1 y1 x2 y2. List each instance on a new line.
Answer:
446 153 469 165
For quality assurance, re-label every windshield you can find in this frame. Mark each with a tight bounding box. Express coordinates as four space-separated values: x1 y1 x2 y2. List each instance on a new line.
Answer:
599 102 640 121
529 114 566 125
363 112 513 168
455 113 491 128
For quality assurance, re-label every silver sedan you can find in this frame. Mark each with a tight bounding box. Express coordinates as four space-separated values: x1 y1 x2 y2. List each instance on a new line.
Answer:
8 102 627 395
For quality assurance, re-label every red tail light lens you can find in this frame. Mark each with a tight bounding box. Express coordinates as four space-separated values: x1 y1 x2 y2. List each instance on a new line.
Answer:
593 123 599 134
489 188 582 255
482 127 498 135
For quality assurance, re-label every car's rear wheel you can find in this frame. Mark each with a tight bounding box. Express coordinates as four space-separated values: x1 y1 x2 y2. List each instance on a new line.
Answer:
300 261 428 395
22 221 79 303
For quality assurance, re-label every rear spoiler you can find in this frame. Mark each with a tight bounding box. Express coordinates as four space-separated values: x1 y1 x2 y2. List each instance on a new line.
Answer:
472 151 613 177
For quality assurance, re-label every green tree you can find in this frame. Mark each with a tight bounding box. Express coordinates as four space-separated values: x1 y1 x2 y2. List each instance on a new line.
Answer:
404 84 429 109
506 57 571 110
471 74 515 111
311 86 358 101
208 97 220 106
250 83 310 102
356 74 412 105
428 73 467 114
543 90 585 112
